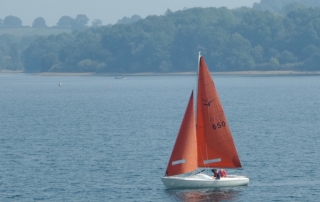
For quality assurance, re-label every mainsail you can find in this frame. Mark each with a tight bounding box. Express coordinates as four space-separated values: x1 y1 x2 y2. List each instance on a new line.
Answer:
196 56 242 168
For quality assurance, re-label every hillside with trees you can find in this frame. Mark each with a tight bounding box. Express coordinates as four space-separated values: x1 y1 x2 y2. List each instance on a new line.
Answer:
253 0 320 14
2 6 320 73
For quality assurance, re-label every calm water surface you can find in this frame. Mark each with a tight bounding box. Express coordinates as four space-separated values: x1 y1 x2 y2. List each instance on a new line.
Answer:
0 73 320 201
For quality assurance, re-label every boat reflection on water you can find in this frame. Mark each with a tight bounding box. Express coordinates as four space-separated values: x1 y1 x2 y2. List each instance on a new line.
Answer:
165 188 241 202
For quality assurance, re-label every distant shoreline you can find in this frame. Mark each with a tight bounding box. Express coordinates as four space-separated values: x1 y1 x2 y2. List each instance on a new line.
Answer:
2 70 320 76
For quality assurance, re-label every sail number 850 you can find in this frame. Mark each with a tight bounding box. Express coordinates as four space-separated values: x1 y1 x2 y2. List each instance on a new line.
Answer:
212 121 226 130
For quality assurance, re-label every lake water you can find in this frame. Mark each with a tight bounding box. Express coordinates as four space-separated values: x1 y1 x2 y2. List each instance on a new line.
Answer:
0 73 320 202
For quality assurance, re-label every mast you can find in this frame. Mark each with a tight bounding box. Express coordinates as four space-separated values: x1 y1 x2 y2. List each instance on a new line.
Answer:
195 52 201 124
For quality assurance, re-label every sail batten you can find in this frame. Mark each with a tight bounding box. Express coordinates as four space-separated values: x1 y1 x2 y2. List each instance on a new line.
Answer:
172 159 186 165
204 158 221 164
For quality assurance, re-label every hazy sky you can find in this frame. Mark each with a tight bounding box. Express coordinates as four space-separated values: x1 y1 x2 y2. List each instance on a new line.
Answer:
1 0 260 26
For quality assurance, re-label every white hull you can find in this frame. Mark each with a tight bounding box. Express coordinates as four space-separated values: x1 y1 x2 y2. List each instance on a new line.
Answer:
115 76 126 79
161 173 249 189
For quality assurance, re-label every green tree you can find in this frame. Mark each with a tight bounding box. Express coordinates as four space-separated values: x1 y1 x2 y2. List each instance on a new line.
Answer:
280 50 297 63
251 45 264 63
57 16 75 28
225 33 255 71
117 15 142 24
41 53 58 71
22 33 74 72
92 19 102 27
304 53 320 70
3 15 22 26
32 17 47 28
0 34 23 70
74 14 89 29
269 57 280 69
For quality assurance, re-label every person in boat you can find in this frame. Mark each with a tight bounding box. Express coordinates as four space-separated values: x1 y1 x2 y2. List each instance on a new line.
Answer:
220 169 227 177
211 169 220 179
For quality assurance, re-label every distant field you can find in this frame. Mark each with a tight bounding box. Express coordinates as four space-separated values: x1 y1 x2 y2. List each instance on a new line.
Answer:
0 27 72 37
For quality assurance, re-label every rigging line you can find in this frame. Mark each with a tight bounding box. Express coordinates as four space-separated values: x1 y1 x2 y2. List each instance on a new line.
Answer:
195 52 201 122
189 52 200 96
195 52 201 173
205 143 209 169
199 143 207 170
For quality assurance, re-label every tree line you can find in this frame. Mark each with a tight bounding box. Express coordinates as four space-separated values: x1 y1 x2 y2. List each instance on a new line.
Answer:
0 14 98 28
253 0 320 14
0 14 142 28
2 5 320 73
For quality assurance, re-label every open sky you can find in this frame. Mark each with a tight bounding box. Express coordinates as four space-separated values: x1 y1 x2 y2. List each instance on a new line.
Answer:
1 0 260 26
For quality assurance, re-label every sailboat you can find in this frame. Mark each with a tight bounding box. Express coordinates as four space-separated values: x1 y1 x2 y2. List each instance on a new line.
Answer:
114 75 126 79
161 53 249 188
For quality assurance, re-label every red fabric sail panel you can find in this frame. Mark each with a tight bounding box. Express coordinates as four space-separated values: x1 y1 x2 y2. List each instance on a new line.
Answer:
196 57 242 168
165 91 198 176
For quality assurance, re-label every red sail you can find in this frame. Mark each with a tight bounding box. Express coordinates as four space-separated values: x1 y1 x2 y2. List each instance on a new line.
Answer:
196 57 242 168
165 91 198 176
